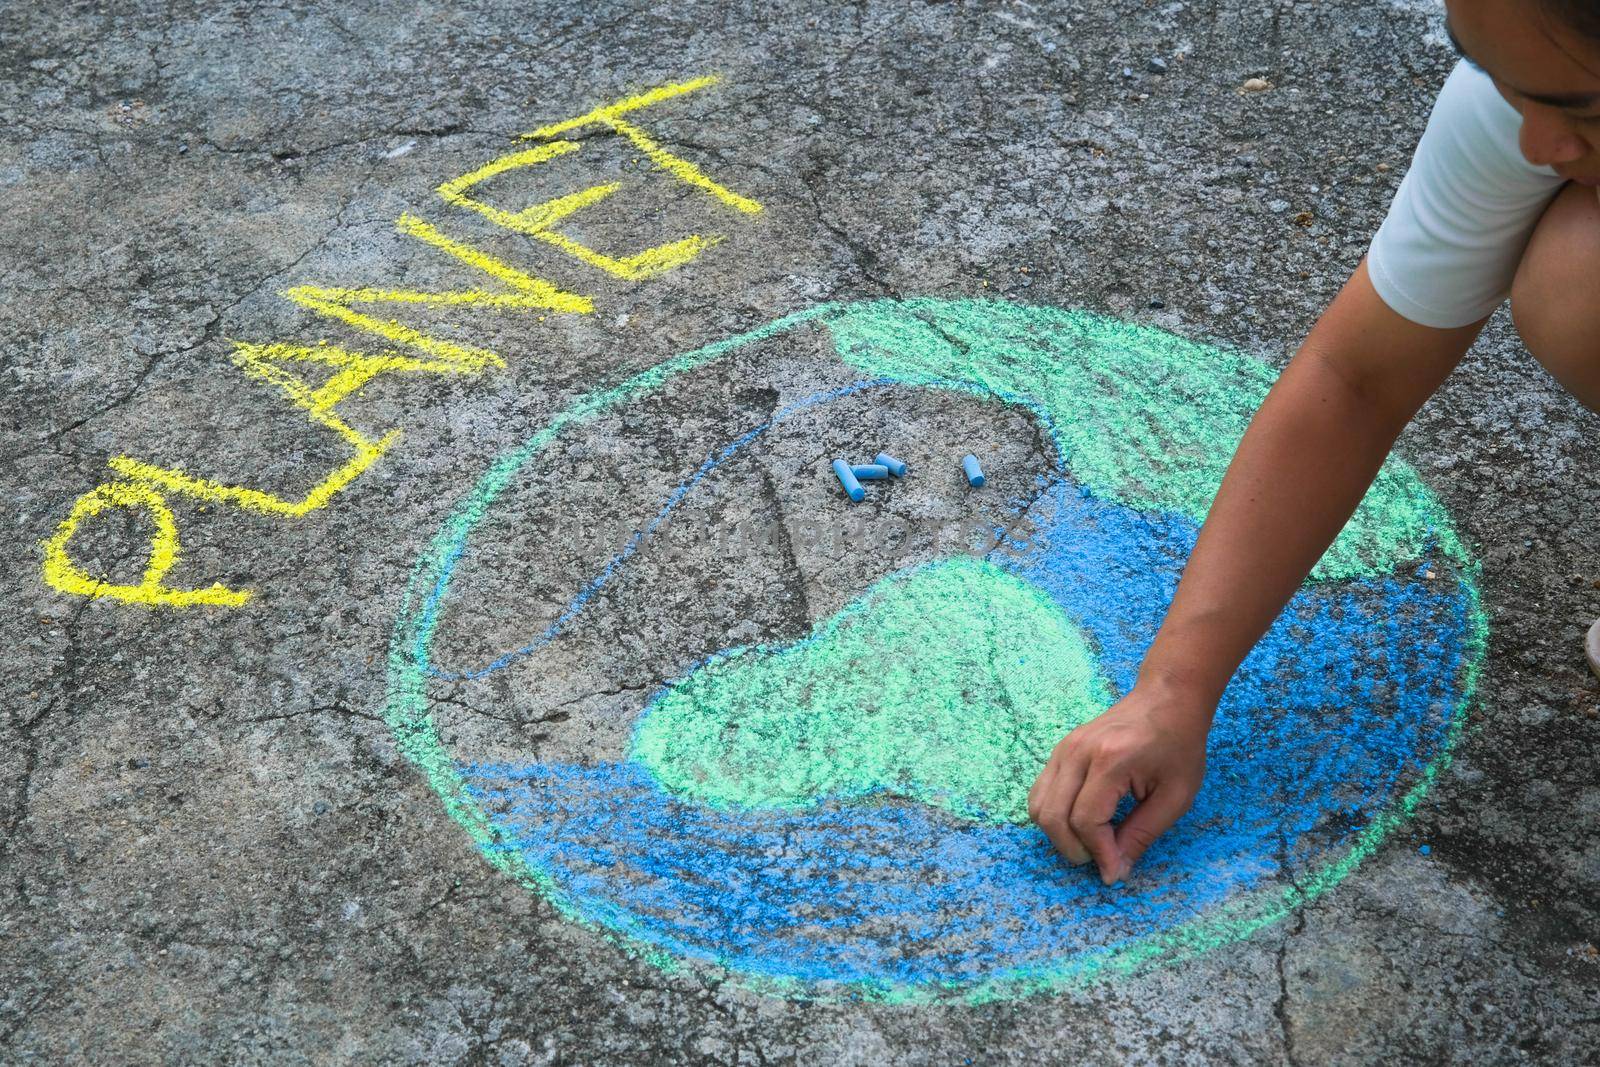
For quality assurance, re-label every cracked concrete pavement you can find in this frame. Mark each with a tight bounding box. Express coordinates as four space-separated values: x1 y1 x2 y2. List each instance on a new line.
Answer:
4 0 1600 1063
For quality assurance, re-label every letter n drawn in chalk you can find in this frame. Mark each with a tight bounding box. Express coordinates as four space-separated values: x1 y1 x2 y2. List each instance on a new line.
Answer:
283 211 594 372
436 75 763 281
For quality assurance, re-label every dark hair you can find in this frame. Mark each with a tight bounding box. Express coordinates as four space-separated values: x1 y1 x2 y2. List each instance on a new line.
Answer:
1539 0 1600 43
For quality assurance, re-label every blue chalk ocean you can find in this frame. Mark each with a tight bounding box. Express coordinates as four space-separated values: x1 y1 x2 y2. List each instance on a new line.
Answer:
460 479 1468 988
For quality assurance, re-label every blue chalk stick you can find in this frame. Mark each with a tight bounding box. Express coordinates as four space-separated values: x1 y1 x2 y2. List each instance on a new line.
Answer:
831 458 865 502
851 464 891 480
874 452 908 477
1418 844 1431 855
962 453 985 487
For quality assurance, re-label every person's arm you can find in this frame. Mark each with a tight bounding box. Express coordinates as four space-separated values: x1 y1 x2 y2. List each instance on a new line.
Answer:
1027 255 1491 884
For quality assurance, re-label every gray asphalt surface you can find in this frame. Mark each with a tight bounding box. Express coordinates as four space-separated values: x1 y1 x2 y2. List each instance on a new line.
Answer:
4 0 1599 1063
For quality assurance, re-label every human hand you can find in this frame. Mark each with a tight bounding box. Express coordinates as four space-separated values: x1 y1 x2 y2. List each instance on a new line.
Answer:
1026 682 1212 884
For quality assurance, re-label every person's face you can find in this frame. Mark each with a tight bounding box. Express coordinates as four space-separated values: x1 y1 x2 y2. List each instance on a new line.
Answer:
1444 0 1600 184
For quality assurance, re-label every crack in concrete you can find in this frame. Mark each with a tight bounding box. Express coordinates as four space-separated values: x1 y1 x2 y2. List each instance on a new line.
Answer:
36 147 386 451
196 121 491 161
428 678 662 728
752 389 816 638
38 306 223 446
1273 908 1307 1067
4 585 101 872
795 161 904 301
1271 822 1308 1067
243 701 384 726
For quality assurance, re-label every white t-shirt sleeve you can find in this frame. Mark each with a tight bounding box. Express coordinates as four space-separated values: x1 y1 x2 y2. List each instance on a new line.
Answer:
1364 57 1567 329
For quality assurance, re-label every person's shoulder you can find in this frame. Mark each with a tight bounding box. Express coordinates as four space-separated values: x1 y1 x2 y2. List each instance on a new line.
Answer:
1429 58 1559 180
1363 57 1567 329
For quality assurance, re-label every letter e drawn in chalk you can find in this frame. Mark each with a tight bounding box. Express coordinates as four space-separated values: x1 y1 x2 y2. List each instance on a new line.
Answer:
435 76 764 281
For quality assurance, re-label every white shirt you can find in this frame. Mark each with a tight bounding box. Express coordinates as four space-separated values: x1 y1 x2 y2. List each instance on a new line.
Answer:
1365 57 1567 329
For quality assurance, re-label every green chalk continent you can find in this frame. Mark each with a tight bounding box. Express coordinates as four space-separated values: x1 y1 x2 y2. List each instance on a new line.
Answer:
827 298 1463 581
630 557 1113 825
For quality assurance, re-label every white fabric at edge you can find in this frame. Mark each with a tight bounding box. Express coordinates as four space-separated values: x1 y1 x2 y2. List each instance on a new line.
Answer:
1364 57 1567 329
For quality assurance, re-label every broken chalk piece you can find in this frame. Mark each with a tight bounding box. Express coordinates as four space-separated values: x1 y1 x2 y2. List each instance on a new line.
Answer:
832 458 865 502
874 452 908 477
962 454 985 487
851 464 891 480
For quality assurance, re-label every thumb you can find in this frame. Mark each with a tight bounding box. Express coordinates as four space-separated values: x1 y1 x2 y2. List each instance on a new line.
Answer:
1068 774 1130 886
1113 783 1195 868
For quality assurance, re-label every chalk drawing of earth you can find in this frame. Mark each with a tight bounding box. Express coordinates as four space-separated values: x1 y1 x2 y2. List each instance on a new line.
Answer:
385 298 1484 1003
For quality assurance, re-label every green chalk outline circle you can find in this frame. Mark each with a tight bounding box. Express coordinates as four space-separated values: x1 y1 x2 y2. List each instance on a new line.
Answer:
383 298 1487 1005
